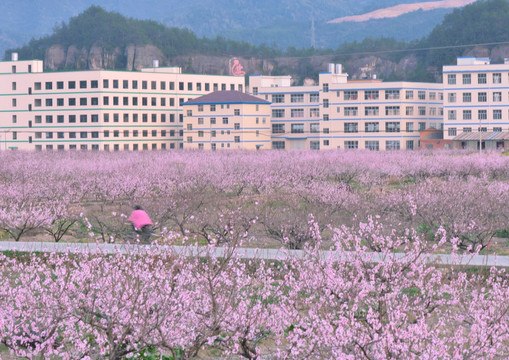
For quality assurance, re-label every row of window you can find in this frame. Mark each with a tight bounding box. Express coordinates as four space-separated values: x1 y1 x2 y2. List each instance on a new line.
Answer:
447 127 504 137
187 129 259 138
33 80 242 92
447 91 507 103
447 73 505 85
271 106 443 118
34 129 180 139
35 143 180 151
272 140 413 150
447 109 505 120
30 113 184 125
187 136 242 143
187 117 267 126
33 96 190 107
266 90 442 102
271 121 429 134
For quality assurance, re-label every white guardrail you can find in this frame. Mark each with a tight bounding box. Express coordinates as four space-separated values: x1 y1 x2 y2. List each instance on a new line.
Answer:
1 241 509 268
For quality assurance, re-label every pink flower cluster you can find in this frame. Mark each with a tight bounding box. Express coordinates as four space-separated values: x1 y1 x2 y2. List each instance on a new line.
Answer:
1 221 508 359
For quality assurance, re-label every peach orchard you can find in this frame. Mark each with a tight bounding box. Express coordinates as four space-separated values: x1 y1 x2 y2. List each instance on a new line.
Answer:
0 149 508 359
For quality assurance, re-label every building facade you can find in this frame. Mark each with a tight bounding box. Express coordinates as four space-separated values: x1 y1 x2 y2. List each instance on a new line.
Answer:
250 64 444 151
182 91 271 150
443 57 509 150
0 56 244 151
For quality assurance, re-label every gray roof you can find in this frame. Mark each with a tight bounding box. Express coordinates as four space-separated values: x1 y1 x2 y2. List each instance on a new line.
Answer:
453 131 509 141
184 91 270 105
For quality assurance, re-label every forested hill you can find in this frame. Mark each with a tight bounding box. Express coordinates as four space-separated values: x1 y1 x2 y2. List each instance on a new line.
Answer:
6 0 509 83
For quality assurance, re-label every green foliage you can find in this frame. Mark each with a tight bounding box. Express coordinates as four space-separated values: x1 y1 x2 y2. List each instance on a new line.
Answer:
6 0 509 82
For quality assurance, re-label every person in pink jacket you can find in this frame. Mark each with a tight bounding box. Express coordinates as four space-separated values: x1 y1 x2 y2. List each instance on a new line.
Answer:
128 205 153 243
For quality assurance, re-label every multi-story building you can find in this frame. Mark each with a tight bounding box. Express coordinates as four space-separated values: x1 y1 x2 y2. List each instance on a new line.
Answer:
443 57 509 150
182 91 271 150
250 64 443 150
0 55 244 151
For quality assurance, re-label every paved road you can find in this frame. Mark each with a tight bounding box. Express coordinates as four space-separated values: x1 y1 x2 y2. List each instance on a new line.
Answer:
1 241 508 267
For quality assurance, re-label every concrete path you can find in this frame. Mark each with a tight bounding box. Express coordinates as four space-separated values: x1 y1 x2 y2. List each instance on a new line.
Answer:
1 241 508 267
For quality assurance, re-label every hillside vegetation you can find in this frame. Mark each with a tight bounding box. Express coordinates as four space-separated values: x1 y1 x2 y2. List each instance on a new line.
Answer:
6 0 509 82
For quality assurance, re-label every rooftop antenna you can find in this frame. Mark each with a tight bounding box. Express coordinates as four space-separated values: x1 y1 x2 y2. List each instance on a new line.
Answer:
311 15 316 48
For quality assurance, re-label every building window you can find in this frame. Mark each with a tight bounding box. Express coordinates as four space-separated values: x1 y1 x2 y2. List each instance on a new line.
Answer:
45 115 53 123
80 115 87 123
46 132 53 139
478 110 487 120
494 127 502 132
80 98 87 106
323 83 329 93
462 74 471 84
493 73 501 84
80 81 87 89
345 141 358 149
68 81 76 89
323 99 329 108
365 141 379 151
234 123 240 130
310 93 320 102
478 92 487 102
291 109 304 118
310 141 320 150
323 140 329 146
291 94 304 103
344 91 358 100
478 73 487 84
405 90 413 100
323 114 329 121
234 109 240 116
418 91 426 100
323 128 329 134
272 124 285 134
493 109 502 120
310 108 320 118
406 140 414 150
385 122 400 132
344 122 358 133
211 130 216 137
419 122 426 131
385 106 400 116
69 115 76 123
448 110 456 120
365 90 379 100
272 141 285 149
463 92 471 102
406 122 414 133
406 106 414 116
272 109 285 118
493 92 502 102
463 127 472 133
448 128 457 137
447 74 456 85
365 122 379 132
291 124 304 133
385 90 400 100
386 140 400 150
344 107 358 116
448 93 456 103
234 136 240 143
222 117 228 124
310 123 320 133
463 110 472 120
365 106 379 116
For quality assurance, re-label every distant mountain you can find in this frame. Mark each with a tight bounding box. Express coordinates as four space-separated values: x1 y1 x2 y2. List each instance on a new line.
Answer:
0 0 476 57
5 0 509 85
